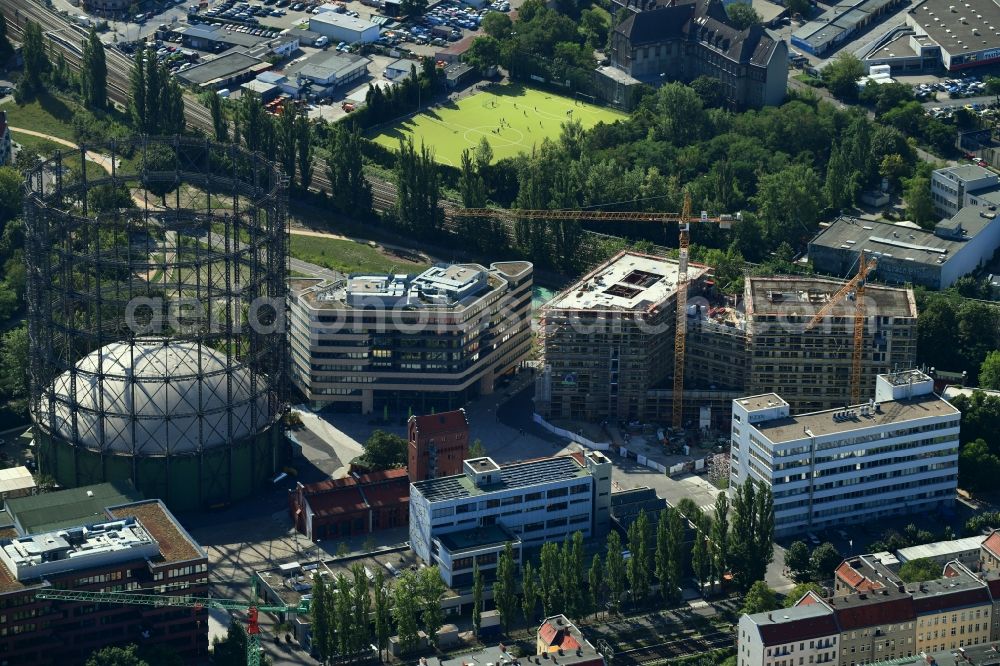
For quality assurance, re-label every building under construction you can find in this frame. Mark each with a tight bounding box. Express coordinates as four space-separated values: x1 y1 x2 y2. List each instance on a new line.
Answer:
535 253 919 426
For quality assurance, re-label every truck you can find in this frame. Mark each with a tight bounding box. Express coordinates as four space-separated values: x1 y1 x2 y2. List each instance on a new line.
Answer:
431 25 451 39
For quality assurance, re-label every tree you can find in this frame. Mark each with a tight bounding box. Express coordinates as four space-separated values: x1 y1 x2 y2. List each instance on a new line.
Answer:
458 148 487 208
86 645 149 666
279 104 297 185
605 530 626 614
666 508 685 604
468 439 486 459
539 541 561 616
0 325 29 409
711 493 729 589
588 553 603 619
562 531 586 617
334 574 353 658
493 542 517 634
753 164 823 245
742 581 779 615
481 12 513 39
810 543 843 580
210 91 228 142
903 174 936 228
0 11 12 63
81 28 107 111
726 3 761 29
899 558 943 583
959 438 1000 493
0 167 22 225
296 114 313 190
129 47 146 131
351 564 371 655
522 559 538 625
979 351 1000 390
689 75 723 108
374 569 391 660
464 36 502 74
21 21 49 94
627 510 651 605
472 560 483 636
784 541 812 582
392 570 420 654
786 0 811 16
783 582 823 607
359 430 407 470
418 566 446 648
655 508 670 601
140 143 178 206
327 124 372 218
821 53 865 101
691 521 710 592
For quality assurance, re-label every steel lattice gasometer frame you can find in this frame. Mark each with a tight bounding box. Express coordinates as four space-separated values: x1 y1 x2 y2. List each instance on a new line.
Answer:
23 137 289 511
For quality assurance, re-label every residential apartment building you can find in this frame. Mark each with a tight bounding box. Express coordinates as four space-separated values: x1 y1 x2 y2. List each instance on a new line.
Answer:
537 267 917 426
599 0 788 110
537 615 606 666
729 370 961 536
0 484 209 664
289 262 532 414
913 564 993 654
409 452 612 587
797 588 918 665
737 604 840 666
982 530 1000 574
407 409 469 481
288 469 410 541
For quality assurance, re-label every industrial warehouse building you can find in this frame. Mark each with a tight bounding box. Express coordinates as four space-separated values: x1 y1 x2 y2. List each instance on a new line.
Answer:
862 0 1000 72
0 484 209 663
409 451 612 586
729 370 960 536
535 252 918 426
791 0 907 55
808 212 1000 289
599 0 788 110
286 51 370 94
288 262 533 414
309 13 381 43
175 51 270 90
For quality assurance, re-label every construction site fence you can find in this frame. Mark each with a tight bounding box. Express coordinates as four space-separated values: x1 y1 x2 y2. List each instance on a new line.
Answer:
531 413 612 451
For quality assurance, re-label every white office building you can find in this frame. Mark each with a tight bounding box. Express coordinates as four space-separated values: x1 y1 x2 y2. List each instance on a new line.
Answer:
309 13 381 43
409 452 612 587
729 370 961 537
930 164 1000 218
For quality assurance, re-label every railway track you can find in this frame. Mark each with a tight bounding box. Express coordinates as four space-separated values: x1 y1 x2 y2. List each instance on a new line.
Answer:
615 629 734 665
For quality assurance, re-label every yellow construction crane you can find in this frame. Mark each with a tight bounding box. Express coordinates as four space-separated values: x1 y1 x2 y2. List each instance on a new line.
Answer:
804 252 879 405
456 192 739 429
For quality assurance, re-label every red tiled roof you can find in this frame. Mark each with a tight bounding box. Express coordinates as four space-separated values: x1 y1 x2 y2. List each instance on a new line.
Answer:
359 477 410 509
913 587 991 614
757 614 840 645
836 562 885 592
984 531 1000 559
304 484 368 517
410 410 468 437
355 468 409 484
796 592 823 607
538 622 581 652
832 596 916 630
301 469 409 516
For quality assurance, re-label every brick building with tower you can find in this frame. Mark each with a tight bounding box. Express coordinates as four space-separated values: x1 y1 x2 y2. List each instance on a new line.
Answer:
407 409 470 481
289 469 410 541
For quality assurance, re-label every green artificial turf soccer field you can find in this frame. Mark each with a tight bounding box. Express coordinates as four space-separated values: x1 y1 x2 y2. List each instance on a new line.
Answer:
371 83 625 165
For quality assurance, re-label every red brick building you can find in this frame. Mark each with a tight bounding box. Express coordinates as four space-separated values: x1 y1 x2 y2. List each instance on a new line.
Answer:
289 469 409 541
0 487 208 665
407 409 469 481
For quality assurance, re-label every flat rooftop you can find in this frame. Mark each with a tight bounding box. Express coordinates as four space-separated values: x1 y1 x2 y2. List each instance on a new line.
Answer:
751 393 960 443
107 501 205 566
809 214 998 267
897 535 986 561
2 482 141 535
736 393 788 411
746 275 916 318
794 0 903 52
909 0 1000 54
177 52 265 86
413 455 589 503
547 251 707 312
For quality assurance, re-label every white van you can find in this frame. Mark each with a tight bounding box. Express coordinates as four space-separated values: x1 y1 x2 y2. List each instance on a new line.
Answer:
217 88 231 98
314 35 329 47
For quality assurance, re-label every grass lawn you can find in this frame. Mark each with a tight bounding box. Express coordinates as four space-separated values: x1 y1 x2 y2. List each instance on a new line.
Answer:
8 131 63 157
0 92 79 142
289 235 431 275
371 83 625 165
